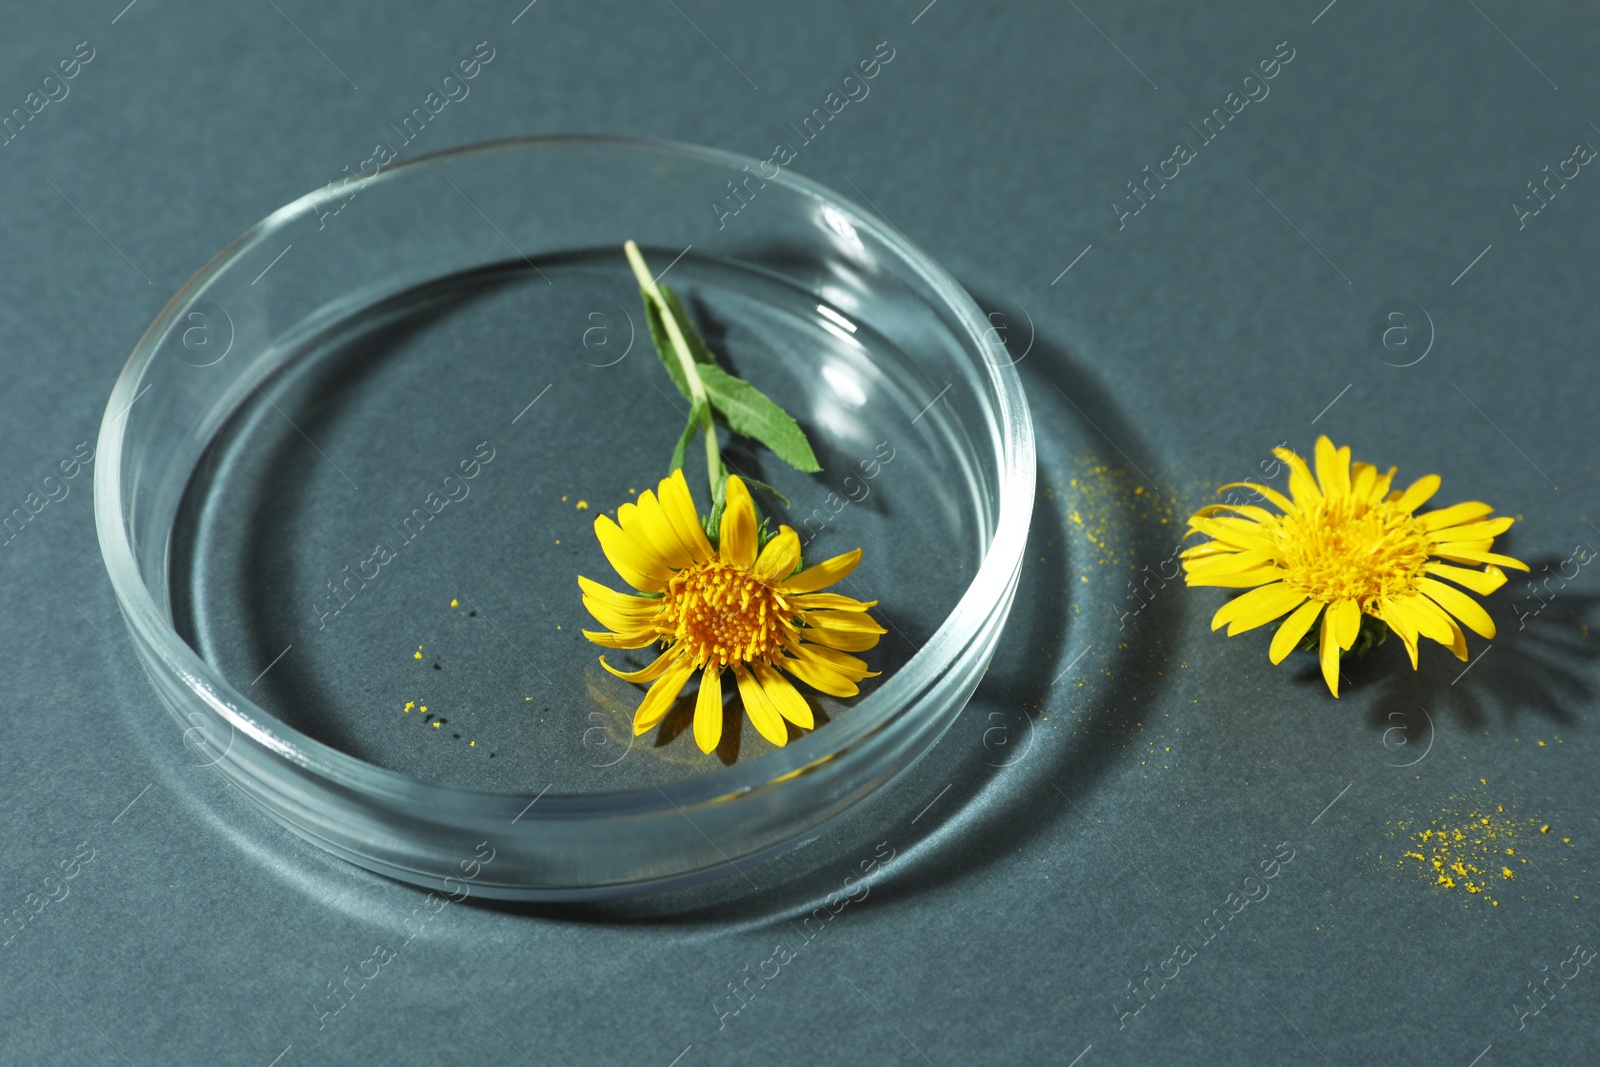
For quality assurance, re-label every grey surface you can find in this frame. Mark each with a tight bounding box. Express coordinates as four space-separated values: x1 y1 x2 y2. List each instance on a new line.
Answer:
2 1 1597 1064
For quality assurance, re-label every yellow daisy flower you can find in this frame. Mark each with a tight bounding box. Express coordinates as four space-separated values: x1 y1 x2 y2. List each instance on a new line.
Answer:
580 471 884 752
1182 435 1528 697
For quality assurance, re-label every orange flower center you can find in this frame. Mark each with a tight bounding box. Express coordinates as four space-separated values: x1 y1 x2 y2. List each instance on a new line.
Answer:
658 558 791 668
1275 495 1430 608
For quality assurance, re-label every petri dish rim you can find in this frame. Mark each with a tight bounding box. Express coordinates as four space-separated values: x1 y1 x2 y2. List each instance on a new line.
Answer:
93 134 1035 878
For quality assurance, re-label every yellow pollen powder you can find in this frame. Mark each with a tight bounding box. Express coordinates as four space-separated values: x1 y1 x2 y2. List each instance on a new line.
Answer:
1058 461 1176 568
1393 798 1561 908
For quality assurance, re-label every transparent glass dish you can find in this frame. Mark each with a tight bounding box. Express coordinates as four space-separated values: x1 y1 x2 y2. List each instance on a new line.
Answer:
94 136 1034 899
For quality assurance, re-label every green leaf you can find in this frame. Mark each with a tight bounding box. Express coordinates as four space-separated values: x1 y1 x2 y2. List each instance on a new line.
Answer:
642 283 717 400
643 298 688 398
669 398 708 473
697 364 821 474
633 264 820 480
662 287 717 365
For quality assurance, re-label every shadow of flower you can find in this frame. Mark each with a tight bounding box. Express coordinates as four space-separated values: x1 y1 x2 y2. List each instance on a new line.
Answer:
1305 554 1600 733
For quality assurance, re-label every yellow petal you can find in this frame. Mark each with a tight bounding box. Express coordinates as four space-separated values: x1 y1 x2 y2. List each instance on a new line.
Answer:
1418 501 1495 533
1427 517 1514 543
1391 473 1441 513
582 600 655 635
581 590 663 634
1184 549 1277 577
1225 590 1308 635
578 577 663 633
601 646 684 683
753 524 801 581
1416 576 1495 639
1441 614 1470 661
1210 582 1305 635
1186 516 1276 554
615 501 673 569
1329 597 1361 650
693 664 724 753
1180 541 1241 560
1201 503 1281 526
1314 436 1351 498
1431 537 1491 552
1217 481 1295 515
1319 615 1342 697
798 624 882 652
595 514 670 591
1350 462 1376 502
581 626 659 650
733 666 787 746
1422 561 1506 597
1269 599 1324 665
781 653 859 697
1379 598 1421 669
660 468 715 563
789 593 878 612
1314 598 1360 698
803 610 888 635
789 640 876 681
786 547 861 593
1367 465 1398 503
1186 566 1292 589
1432 544 1529 571
1274 446 1322 507
1397 593 1457 647
633 658 697 734
578 574 659 613
718 476 758 568
1189 514 1275 539
755 663 814 728
624 490 695 570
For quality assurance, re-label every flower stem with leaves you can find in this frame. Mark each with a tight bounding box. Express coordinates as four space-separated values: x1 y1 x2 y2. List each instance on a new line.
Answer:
623 240 820 539
623 240 725 501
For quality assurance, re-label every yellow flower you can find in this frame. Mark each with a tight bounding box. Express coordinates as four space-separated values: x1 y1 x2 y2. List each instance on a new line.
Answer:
580 471 883 753
1182 436 1527 697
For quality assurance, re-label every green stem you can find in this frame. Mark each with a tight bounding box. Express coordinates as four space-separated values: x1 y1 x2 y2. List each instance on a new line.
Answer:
624 240 724 500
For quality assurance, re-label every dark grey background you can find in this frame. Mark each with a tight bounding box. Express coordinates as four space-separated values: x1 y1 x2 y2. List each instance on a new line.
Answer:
3 1 1597 1064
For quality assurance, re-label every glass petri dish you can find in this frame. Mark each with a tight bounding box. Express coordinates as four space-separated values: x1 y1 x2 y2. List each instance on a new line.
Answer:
95 136 1034 899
